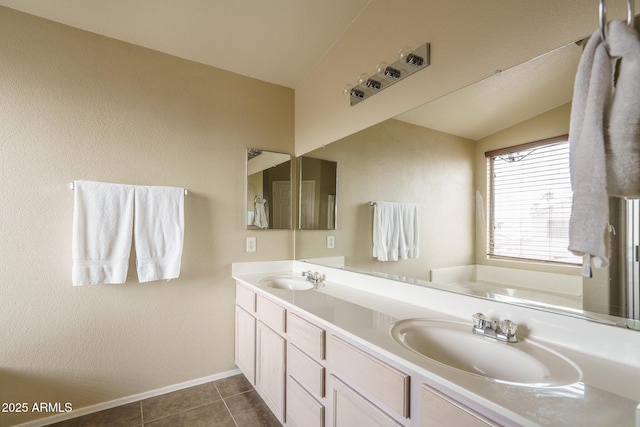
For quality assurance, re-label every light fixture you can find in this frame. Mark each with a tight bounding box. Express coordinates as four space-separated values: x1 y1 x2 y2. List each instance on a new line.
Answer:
344 43 430 106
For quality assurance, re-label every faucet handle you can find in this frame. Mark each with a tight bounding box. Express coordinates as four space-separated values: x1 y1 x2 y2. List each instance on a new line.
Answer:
472 313 486 328
499 319 518 336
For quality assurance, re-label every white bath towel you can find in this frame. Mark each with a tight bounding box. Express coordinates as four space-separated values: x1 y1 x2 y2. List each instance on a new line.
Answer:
605 20 640 197
134 185 185 283
72 180 134 285
372 201 419 262
568 27 612 270
253 198 269 229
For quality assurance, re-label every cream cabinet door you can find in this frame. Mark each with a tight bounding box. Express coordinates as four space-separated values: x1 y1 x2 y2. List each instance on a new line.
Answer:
328 375 402 427
256 321 286 423
287 376 324 427
235 306 256 384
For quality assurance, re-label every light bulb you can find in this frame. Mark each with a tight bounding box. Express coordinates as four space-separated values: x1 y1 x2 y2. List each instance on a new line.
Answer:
357 73 369 85
375 62 388 75
398 46 413 62
342 84 353 96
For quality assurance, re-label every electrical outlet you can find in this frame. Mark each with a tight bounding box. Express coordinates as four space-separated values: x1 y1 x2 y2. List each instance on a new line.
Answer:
327 235 335 249
246 237 256 252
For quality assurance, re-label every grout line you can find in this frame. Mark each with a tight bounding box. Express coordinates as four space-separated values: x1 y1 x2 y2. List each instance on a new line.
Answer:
139 399 224 425
215 383 239 427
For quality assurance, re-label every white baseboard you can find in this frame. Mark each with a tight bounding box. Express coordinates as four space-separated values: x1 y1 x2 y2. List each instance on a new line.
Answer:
13 368 242 427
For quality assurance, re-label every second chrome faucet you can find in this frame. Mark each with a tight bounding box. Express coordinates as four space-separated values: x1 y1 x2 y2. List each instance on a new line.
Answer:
302 270 324 285
472 313 518 343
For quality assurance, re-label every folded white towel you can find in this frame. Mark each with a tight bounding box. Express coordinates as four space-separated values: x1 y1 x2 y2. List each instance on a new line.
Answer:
134 185 185 283
72 181 135 285
605 20 640 197
373 201 419 262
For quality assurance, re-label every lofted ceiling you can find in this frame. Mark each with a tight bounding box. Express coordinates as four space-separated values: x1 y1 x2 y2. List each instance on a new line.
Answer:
0 0 370 89
1 1 583 140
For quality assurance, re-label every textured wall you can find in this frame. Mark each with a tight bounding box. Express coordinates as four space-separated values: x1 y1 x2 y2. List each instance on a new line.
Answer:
0 7 293 425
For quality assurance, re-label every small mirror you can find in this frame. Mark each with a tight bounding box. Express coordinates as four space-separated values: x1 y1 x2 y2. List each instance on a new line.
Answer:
298 156 338 230
247 149 292 230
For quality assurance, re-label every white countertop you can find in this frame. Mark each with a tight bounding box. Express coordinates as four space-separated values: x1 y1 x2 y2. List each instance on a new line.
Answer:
232 261 640 427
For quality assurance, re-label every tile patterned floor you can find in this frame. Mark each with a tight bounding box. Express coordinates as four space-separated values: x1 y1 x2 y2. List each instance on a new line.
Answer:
46 374 281 427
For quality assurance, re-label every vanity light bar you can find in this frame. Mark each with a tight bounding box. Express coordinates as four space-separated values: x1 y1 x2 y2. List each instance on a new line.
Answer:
345 43 431 106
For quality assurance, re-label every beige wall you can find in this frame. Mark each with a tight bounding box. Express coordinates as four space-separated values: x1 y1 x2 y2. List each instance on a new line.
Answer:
296 119 475 280
294 0 633 155
0 7 293 425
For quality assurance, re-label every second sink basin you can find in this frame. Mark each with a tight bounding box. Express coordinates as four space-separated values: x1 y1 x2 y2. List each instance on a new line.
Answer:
390 318 581 387
259 276 314 291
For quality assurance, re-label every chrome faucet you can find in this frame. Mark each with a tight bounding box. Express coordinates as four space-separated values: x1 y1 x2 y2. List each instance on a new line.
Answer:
472 313 518 343
302 270 324 285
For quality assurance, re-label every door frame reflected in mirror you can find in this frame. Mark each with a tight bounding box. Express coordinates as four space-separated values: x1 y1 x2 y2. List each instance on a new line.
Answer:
297 156 338 230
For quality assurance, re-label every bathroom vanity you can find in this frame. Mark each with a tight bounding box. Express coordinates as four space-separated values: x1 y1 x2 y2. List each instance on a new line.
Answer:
232 261 640 427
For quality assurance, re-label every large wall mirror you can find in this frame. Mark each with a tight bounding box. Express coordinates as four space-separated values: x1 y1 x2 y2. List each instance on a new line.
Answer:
298 157 338 230
247 149 292 230
295 36 640 331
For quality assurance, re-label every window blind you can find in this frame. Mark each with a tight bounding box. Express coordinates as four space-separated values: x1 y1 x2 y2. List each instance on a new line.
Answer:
486 136 581 265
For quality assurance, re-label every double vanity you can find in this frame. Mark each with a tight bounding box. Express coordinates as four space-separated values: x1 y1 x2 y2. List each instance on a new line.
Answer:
232 260 640 426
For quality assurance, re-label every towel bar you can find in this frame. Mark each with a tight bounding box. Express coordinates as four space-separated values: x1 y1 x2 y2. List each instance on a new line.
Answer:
69 182 189 195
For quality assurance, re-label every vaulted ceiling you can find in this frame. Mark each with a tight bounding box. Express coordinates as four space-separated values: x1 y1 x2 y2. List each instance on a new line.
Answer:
0 0 370 88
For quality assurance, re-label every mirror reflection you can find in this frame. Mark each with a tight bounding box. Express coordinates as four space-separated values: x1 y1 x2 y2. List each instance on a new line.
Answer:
298 157 338 230
247 149 292 230
295 40 640 330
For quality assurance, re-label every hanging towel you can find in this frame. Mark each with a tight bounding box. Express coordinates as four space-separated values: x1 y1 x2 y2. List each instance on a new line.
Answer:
568 27 612 269
72 180 134 286
134 185 185 283
569 21 640 271
253 198 269 229
605 20 640 197
372 201 419 262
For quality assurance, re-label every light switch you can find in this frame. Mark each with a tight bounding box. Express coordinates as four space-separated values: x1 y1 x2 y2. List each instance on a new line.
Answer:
327 235 335 249
246 237 256 252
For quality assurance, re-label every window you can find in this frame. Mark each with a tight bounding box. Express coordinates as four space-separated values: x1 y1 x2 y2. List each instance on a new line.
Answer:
486 135 581 265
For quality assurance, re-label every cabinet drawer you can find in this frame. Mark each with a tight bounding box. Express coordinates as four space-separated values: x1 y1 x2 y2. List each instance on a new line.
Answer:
329 335 410 419
236 283 256 313
288 343 325 399
288 312 325 360
287 376 324 427
256 294 286 334
421 385 500 427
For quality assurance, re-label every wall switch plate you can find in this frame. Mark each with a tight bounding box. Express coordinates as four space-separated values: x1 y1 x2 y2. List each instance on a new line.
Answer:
327 235 335 249
246 237 256 252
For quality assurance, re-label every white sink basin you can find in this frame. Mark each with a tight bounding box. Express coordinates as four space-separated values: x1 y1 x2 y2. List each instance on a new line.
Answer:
390 319 581 387
259 276 314 291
